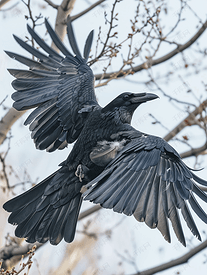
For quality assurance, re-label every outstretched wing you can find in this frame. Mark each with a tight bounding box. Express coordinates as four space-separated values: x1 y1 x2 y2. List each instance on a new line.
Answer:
6 18 99 152
83 133 207 246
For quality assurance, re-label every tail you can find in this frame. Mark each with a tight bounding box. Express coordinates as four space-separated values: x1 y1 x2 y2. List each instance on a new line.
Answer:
3 167 82 245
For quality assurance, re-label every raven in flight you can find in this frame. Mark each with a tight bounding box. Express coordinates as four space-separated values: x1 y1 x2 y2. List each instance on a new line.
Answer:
3 19 207 247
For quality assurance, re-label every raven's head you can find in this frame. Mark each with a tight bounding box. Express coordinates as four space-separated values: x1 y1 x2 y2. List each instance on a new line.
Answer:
104 92 159 109
102 92 158 124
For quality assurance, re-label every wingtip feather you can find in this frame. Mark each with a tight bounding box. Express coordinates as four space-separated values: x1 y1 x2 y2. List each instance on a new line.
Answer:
66 16 82 57
83 30 94 60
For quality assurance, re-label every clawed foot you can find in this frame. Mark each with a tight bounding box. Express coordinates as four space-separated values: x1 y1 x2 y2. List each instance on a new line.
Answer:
75 164 89 182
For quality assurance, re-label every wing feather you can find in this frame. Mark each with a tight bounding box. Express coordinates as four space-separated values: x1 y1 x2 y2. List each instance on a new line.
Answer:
167 184 186 246
84 134 207 245
84 30 94 60
45 18 73 57
8 69 45 79
5 51 48 70
66 18 82 57
8 18 99 152
157 183 171 243
27 24 63 59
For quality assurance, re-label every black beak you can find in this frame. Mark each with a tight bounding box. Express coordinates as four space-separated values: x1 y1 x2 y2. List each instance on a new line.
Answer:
130 93 159 104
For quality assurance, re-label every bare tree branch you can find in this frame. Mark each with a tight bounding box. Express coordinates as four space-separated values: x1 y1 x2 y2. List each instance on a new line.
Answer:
180 142 207 159
71 0 106 22
44 0 58 9
0 242 42 261
134 239 207 275
0 241 40 271
0 108 26 145
78 205 101 220
164 100 207 142
94 19 207 80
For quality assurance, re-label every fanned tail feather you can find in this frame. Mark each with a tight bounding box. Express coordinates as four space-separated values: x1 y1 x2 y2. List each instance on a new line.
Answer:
3 168 82 245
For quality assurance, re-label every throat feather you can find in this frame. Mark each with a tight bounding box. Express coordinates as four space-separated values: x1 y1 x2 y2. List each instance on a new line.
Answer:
119 107 132 124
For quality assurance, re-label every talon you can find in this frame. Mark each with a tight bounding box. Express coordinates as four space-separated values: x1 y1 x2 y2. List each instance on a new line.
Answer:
75 164 89 182
75 164 83 182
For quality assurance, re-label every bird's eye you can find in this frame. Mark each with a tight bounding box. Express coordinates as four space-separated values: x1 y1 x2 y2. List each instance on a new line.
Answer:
123 94 130 100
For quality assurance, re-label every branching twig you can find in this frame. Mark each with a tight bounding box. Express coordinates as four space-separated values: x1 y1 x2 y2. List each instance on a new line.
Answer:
180 142 207 159
0 132 12 189
148 74 197 108
0 245 37 274
94 18 207 80
90 0 122 65
0 0 11 10
164 100 207 141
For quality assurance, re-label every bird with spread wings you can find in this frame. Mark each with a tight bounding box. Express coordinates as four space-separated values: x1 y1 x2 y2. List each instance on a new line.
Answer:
3 18 207 247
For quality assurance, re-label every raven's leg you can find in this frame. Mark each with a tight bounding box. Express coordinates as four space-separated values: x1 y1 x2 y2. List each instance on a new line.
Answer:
75 164 90 182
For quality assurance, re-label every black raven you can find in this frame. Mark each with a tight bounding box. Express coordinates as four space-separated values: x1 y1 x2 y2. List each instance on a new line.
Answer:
3 19 207 247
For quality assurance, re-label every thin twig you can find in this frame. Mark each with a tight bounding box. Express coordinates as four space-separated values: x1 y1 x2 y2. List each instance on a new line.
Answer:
71 0 106 21
0 96 8 106
94 18 207 80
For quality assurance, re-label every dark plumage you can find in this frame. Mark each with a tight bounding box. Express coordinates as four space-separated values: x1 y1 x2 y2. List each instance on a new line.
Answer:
3 19 207 246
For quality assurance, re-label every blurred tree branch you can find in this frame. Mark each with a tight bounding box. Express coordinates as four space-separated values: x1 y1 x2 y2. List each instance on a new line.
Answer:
44 0 59 9
0 0 11 10
180 142 207 159
78 204 101 220
164 99 207 142
0 244 37 274
0 108 26 145
0 204 102 268
134 239 207 275
0 242 42 270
